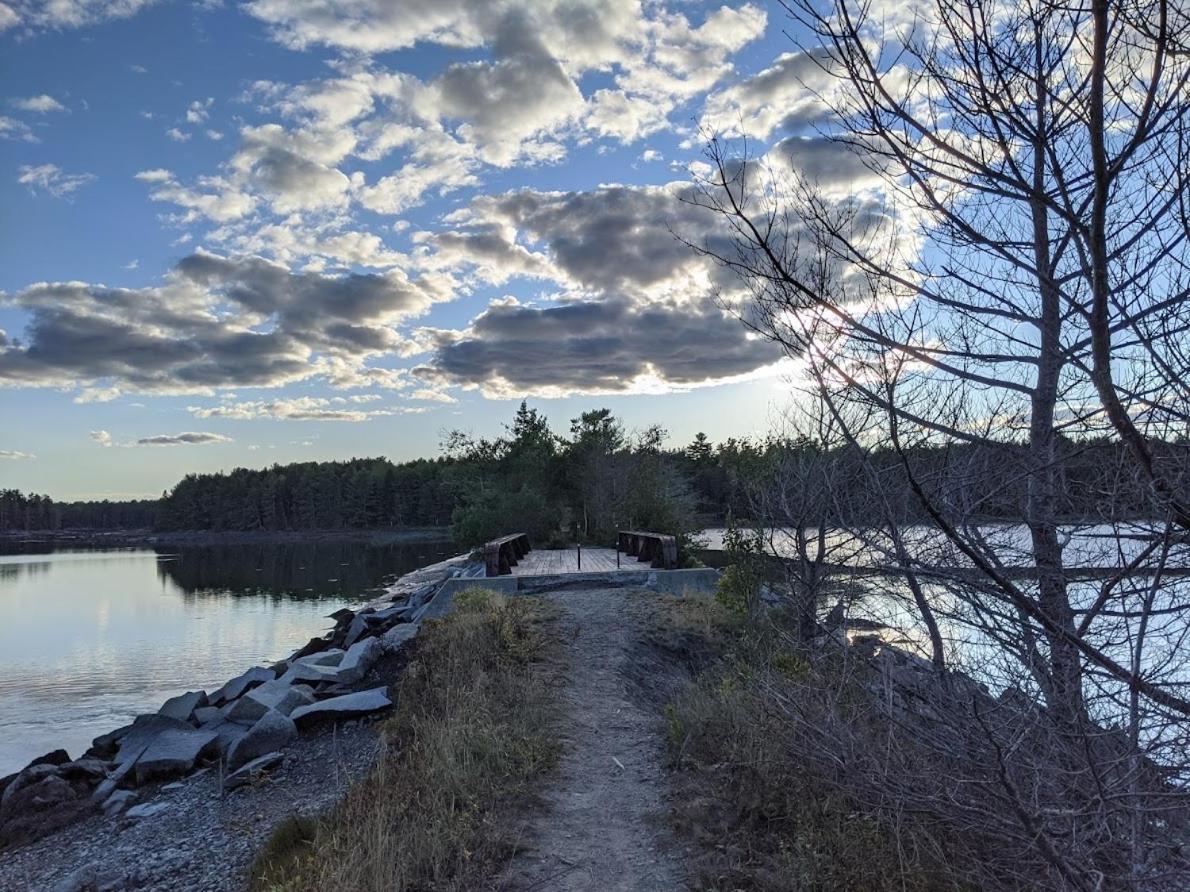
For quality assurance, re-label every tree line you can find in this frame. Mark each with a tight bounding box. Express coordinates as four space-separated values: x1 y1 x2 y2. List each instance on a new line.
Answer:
3 408 1182 539
0 489 159 532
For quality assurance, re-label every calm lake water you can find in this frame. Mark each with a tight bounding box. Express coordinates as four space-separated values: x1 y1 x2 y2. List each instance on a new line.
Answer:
0 539 456 776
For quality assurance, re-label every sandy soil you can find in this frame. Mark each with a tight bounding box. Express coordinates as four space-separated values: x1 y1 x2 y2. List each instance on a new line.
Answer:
495 586 692 891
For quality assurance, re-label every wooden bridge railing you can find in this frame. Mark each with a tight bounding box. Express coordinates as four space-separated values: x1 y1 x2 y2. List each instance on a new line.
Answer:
484 532 531 577
616 530 677 570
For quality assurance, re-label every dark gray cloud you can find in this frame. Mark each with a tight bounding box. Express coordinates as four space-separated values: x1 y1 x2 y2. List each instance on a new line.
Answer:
430 183 740 297
175 252 429 352
135 432 232 446
0 251 436 394
416 296 784 396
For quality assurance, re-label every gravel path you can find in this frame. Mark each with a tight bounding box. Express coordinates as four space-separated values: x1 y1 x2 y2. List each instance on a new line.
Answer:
496 586 691 891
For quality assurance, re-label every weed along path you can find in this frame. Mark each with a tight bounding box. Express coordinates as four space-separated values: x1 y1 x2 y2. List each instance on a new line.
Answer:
498 585 691 891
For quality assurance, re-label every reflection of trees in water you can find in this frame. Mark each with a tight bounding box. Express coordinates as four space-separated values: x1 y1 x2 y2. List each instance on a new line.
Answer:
155 541 454 601
0 560 52 581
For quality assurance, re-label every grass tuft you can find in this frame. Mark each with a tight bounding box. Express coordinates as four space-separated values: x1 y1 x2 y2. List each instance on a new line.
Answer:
249 588 560 892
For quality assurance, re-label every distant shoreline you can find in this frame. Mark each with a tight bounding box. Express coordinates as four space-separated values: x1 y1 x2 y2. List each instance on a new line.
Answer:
0 526 456 549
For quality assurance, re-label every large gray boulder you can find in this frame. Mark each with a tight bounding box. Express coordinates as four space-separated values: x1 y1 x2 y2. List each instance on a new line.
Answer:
193 705 224 725
226 711 296 771
111 715 194 767
293 649 344 668
158 690 207 722
26 749 71 769
279 638 379 685
290 687 393 727
382 623 420 653
336 636 382 683
0 763 61 811
0 775 79 821
225 681 315 724
223 751 285 791
209 666 275 706
341 611 373 648
90 759 137 803
368 604 416 625
280 662 340 685
223 692 271 725
58 758 110 782
132 727 219 784
200 719 248 759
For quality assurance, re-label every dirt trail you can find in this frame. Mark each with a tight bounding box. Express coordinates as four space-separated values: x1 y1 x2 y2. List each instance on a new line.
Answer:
497 586 690 892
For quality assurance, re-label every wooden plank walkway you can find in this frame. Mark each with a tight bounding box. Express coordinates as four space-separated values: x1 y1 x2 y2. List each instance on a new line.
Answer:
511 547 626 576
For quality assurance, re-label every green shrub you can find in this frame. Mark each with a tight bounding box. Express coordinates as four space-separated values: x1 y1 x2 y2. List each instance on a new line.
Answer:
714 520 766 614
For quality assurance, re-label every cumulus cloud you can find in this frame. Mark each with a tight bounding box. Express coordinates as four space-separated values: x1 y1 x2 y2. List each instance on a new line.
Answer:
768 134 891 197
136 168 255 224
244 0 641 60
18 163 95 197
90 430 112 447
0 449 34 460
232 124 354 213
424 182 739 301
11 94 66 113
165 127 190 142
136 1 766 270
411 157 903 397
700 48 838 139
429 11 584 166
185 98 213 124
416 296 785 397
3 0 157 30
0 250 444 396
135 432 232 446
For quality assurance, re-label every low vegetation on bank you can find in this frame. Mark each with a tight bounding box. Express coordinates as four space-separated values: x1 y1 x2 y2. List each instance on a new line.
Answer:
652 588 1190 891
249 587 560 892
657 597 974 891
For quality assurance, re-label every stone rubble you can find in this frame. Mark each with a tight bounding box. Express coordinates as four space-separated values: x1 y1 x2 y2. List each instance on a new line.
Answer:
0 551 476 855
226 711 296 771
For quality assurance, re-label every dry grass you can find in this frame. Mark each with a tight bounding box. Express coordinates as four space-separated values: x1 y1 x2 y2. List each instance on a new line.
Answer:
249 587 561 892
657 601 977 892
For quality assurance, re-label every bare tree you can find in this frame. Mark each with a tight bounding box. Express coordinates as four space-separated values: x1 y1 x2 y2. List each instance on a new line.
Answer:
685 0 1190 884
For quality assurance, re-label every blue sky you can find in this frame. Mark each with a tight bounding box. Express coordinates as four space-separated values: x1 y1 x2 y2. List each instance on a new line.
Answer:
0 0 824 500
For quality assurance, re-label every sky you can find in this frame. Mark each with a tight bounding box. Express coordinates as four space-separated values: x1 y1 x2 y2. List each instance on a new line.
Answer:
0 0 835 500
